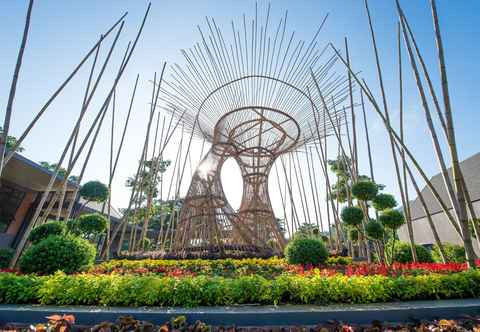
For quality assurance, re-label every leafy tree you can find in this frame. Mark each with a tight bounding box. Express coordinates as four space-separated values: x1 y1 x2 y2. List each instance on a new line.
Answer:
372 193 397 211
72 213 108 239
365 220 384 240
293 222 320 239
0 126 24 152
379 209 405 264
79 180 109 203
39 161 78 183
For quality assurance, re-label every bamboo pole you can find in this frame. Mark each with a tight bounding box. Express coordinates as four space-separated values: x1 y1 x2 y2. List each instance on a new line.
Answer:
429 0 477 266
0 0 34 178
364 0 417 262
397 20 416 262
4 13 128 166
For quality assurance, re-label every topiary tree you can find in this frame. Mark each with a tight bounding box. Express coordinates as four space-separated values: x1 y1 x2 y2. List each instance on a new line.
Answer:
19 235 96 274
432 243 465 263
285 237 328 265
379 209 405 264
79 180 109 204
293 222 320 239
351 180 378 202
372 193 397 211
72 213 108 239
28 220 66 244
365 220 386 264
340 206 364 227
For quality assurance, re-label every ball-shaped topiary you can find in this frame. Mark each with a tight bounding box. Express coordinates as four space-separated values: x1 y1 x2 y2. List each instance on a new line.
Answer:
28 220 66 244
365 220 385 240
341 206 364 227
389 241 433 263
19 235 96 274
432 243 466 263
74 213 108 237
79 180 109 203
372 193 397 211
379 209 405 230
285 237 328 265
351 180 378 201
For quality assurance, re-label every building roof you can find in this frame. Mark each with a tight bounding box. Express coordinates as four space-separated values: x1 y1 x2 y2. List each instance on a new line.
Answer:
79 198 123 220
408 152 480 221
2 153 78 192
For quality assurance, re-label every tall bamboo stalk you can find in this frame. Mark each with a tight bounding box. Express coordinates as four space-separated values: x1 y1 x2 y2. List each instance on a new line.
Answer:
364 0 417 262
0 0 34 178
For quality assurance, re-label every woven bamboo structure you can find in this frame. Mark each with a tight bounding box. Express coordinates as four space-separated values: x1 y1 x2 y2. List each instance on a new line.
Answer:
161 6 350 258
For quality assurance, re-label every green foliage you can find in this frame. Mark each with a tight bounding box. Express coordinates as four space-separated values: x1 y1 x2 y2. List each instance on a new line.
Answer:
365 220 385 240
293 223 320 239
72 213 108 238
379 209 405 230
348 228 359 241
325 256 353 266
285 238 328 265
0 248 13 269
0 126 24 152
28 221 66 244
38 161 77 183
351 180 379 201
0 270 479 306
19 235 96 274
432 243 466 263
372 193 397 211
79 180 109 203
387 242 433 263
340 206 364 227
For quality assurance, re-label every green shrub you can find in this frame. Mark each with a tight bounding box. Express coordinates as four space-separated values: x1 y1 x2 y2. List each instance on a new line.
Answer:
73 213 108 238
432 243 466 263
348 228 359 241
351 181 378 201
340 206 364 227
19 235 96 274
325 256 353 266
28 221 66 244
285 238 328 265
379 209 405 230
365 220 384 240
388 242 433 263
0 248 13 269
372 193 397 211
0 270 479 306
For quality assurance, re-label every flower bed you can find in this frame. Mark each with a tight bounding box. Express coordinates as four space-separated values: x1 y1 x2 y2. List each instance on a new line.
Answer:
89 258 480 278
0 270 479 307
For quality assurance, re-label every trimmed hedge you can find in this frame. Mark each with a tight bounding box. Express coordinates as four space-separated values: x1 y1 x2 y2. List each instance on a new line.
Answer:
0 270 479 307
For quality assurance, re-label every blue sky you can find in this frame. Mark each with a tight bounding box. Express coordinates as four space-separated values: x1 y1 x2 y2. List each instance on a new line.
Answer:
1 1 479 233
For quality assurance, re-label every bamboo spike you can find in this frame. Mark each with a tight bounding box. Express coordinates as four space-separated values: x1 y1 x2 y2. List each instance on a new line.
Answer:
330 44 462 237
0 0 34 177
4 13 128 166
397 20 416 262
304 143 320 230
429 0 477 266
345 37 358 179
274 162 291 238
364 0 416 261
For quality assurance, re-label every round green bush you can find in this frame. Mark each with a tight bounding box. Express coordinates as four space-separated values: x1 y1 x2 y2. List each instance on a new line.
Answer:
19 235 96 274
388 241 433 263
341 206 364 227
372 193 397 211
379 209 405 230
285 237 328 265
0 248 13 269
348 228 359 241
74 213 108 237
79 180 109 202
365 220 384 240
28 221 66 244
432 243 466 263
351 181 378 201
